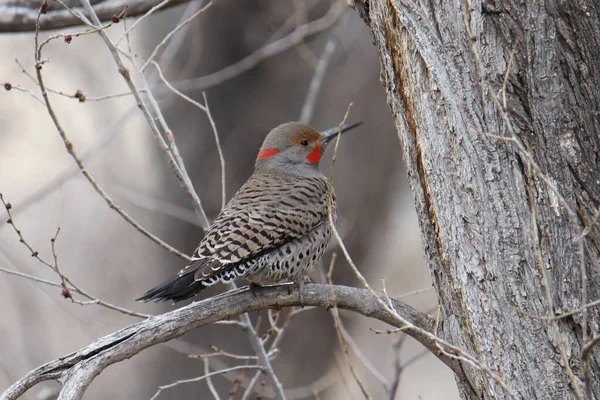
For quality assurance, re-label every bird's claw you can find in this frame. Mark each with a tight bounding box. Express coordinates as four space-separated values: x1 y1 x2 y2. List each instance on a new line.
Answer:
295 278 305 308
248 282 262 297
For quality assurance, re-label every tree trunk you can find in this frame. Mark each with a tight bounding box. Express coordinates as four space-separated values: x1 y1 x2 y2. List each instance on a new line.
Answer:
354 0 600 398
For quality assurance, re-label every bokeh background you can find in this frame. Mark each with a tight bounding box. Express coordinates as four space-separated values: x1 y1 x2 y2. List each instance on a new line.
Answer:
0 1 459 398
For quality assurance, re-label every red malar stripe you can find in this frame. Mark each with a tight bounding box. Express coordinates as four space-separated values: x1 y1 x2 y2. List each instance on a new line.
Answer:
306 146 321 163
256 148 279 161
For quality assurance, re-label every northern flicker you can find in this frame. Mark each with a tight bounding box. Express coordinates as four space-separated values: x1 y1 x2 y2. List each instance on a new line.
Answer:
136 121 361 303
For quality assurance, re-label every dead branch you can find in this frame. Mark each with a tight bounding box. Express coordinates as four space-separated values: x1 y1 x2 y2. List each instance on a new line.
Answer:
1 284 462 400
0 0 200 32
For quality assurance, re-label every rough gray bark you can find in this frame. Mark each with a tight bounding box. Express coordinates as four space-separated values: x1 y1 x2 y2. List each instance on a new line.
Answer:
354 0 600 398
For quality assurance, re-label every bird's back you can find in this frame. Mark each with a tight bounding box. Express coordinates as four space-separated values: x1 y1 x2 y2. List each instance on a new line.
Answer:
137 172 335 302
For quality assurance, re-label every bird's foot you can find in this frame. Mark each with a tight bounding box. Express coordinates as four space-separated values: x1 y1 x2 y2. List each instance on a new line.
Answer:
285 283 294 295
295 278 305 308
248 282 263 297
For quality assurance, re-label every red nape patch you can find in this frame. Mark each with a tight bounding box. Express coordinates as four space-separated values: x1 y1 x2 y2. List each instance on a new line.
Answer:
256 148 279 161
306 146 321 163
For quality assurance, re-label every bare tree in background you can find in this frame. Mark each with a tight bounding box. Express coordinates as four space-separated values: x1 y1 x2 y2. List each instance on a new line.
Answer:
1 0 599 400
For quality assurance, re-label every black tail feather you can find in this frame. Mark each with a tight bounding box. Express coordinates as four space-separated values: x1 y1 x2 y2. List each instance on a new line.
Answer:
136 273 207 303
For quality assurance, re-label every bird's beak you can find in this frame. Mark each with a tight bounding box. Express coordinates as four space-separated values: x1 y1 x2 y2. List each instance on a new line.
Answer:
319 121 363 144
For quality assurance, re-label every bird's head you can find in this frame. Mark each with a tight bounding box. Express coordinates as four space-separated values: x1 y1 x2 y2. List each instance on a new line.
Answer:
254 121 362 175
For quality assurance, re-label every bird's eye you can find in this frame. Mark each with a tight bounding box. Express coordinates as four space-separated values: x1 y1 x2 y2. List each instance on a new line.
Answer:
300 139 309 146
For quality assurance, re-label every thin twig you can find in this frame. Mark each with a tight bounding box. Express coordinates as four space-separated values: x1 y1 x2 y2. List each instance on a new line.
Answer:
79 0 211 229
240 371 263 400
173 1 346 93
141 1 213 71
1 195 150 319
332 351 357 400
148 63 191 173
241 307 313 400
512 298 600 321
150 365 263 400
202 92 227 210
37 11 124 54
327 253 373 400
3 83 45 104
189 346 258 361
337 319 389 388
149 61 225 212
227 282 285 400
501 39 519 111
369 327 410 335
392 287 434 299
582 334 600 399
32 11 190 261
50 228 70 297
0 266 71 291
204 359 222 400
526 160 583 399
15 57 148 101
578 229 590 396
114 0 182 45
151 60 206 111
387 335 406 400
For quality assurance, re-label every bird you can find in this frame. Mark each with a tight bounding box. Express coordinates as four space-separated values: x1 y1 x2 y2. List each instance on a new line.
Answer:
136 121 362 303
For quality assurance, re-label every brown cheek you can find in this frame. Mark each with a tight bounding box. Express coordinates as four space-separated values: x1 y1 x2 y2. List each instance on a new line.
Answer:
306 146 321 163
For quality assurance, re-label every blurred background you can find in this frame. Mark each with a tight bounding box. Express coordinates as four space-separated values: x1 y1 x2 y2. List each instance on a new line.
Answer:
0 1 458 398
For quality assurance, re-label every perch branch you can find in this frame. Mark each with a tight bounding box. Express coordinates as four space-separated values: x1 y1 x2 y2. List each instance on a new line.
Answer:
1 284 461 400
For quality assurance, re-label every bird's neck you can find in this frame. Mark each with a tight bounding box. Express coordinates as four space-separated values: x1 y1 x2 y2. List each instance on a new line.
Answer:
254 161 324 179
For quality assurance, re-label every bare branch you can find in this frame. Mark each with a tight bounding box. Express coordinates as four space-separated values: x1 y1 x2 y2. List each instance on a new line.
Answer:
172 1 347 93
1 194 150 318
30 7 191 261
2 83 44 104
513 298 600 321
228 282 285 400
1 284 456 400
150 365 261 400
336 315 389 389
78 0 211 229
387 336 406 400
204 359 222 400
202 92 227 210
392 287 434 299
582 334 600 400
140 1 213 71
0 265 70 291
327 254 373 399
188 346 258 361
0 0 199 32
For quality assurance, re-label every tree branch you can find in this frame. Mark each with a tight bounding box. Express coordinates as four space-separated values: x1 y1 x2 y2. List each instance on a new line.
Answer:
1 284 464 400
0 0 197 32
